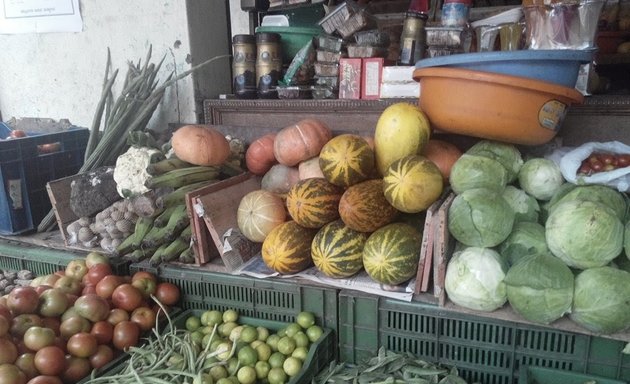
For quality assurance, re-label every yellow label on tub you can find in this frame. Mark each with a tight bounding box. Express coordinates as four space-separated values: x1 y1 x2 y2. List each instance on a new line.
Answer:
538 100 568 132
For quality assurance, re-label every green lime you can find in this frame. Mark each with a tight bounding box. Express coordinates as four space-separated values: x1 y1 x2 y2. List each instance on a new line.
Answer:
215 378 232 384
283 356 303 377
210 337 225 352
216 341 233 361
291 346 309 361
257 326 270 341
223 309 239 323
238 345 258 367
201 325 217 335
240 326 258 343
306 325 324 343
229 325 244 342
255 342 272 361
201 310 224 326
268 352 286 369
228 377 240 384
203 356 218 370
276 327 287 338
266 334 280 352
202 333 214 348
209 365 228 381
296 311 316 329
237 366 257 384
221 321 239 338
250 340 263 350
255 360 271 380
186 315 202 331
194 373 213 384
189 330 204 346
284 323 302 337
268 367 288 384
292 331 309 348
277 336 296 355
226 357 239 376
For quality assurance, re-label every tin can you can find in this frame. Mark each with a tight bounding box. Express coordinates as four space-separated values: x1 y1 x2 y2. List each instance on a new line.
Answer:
441 0 472 27
232 34 257 99
255 32 283 99
399 12 428 65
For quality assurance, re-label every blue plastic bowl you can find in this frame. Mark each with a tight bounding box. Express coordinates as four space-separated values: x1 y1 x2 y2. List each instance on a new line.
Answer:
415 49 595 87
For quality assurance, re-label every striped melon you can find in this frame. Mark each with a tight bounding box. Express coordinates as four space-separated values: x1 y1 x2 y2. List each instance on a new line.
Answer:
286 178 343 228
311 220 368 278
338 179 399 232
261 220 318 274
362 223 422 285
319 134 375 188
383 155 444 213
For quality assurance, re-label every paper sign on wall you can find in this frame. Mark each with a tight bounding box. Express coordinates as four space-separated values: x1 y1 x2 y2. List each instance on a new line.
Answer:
0 0 82 34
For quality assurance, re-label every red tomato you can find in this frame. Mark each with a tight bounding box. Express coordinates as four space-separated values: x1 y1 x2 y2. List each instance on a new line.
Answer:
106 309 129 326
0 315 9 337
0 363 27 384
61 355 91 383
131 271 157 284
27 376 63 384
66 332 98 358
84 264 112 286
618 154 630 167
112 321 140 351
154 282 180 306
90 321 114 345
89 345 114 369
7 286 39 315
130 307 157 331
14 353 38 380
23 326 56 351
590 160 604 172
0 337 19 364
95 275 123 299
111 284 143 312
34 346 66 376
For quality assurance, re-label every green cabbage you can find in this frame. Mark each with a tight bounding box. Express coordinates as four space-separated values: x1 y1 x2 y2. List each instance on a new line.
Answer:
626 221 630 263
539 182 577 223
466 140 523 183
570 267 630 334
504 253 574 324
445 247 508 312
502 186 540 223
550 185 627 221
499 221 550 267
546 200 624 269
448 188 515 247
449 154 508 195
518 158 564 201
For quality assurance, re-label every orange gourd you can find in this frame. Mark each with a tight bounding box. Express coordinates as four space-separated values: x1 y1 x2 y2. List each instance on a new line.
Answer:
273 119 332 166
246 133 277 175
171 125 230 166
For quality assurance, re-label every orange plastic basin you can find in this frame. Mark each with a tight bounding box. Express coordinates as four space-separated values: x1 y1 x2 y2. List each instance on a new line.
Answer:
413 67 584 145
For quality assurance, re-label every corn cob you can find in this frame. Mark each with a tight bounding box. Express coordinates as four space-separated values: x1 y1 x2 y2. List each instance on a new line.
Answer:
141 204 189 248
178 247 196 264
156 180 217 209
145 166 219 189
146 157 192 175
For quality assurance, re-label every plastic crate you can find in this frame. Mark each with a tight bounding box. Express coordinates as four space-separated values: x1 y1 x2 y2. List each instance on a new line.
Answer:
519 366 627 384
338 290 630 384
0 239 130 276
0 125 89 234
130 262 339 337
84 309 335 384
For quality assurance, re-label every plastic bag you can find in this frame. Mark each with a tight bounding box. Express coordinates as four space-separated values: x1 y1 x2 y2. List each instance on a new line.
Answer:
555 141 630 192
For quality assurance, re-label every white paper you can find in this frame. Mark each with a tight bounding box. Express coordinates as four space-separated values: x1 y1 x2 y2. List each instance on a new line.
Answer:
0 0 82 34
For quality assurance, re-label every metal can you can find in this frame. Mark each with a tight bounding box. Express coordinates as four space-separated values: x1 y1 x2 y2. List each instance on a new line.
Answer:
255 32 283 99
232 34 257 99
399 12 428 65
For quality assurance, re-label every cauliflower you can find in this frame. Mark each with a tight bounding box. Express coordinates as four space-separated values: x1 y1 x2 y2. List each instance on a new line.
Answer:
113 146 164 197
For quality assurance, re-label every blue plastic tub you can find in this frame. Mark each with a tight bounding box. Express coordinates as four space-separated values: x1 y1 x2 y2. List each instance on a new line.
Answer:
415 49 595 87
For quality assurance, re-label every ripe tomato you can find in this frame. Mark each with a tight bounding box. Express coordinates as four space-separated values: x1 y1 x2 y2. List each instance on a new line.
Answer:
131 271 157 284
89 345 114 369
34 346 66 376
14 353 38 380
66 332 98 358
111 284 143 312
84 264 112 286
61 355 91 383
618 154 630 167
130 307 156 331
106 308 129 326
0 363 27 384
95 275 123 299
23 326 56 351
26 376 63 384
90 321 114 345
0 337 18 364
112 321 140 351
154 282 180 306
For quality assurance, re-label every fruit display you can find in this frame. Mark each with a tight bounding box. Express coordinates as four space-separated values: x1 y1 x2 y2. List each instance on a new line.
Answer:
0 253 181 384
577 152 630 176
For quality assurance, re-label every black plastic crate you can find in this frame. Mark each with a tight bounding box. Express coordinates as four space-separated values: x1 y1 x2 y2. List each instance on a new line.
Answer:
0 127 89 234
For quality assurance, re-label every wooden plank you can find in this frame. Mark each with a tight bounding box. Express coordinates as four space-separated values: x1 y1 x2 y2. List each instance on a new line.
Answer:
46 174 79 245
415 196 440 294
433 192 455 306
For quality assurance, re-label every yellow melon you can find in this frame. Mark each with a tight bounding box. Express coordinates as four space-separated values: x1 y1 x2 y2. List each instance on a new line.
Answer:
383 155 443 213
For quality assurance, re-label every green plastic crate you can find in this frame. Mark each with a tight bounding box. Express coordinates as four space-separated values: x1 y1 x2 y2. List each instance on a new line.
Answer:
86 309 335 384
519 366 627 384
338 290 630 384
130 262 339 337
0 239 130 275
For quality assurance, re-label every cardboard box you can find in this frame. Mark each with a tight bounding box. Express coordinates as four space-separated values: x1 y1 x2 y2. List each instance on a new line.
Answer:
338 58 362 99
361 58 384 99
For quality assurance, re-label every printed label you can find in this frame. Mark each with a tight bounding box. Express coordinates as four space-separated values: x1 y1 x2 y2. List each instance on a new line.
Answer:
538 100 568 131
9 179 22 209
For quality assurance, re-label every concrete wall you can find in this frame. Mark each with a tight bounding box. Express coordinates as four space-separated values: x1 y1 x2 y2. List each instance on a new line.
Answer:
0 0 233 130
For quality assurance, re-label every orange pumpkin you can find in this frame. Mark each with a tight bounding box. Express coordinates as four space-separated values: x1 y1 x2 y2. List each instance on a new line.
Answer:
273 119 332 166
171 125 231 166
246 133 277 175
421 139 463 183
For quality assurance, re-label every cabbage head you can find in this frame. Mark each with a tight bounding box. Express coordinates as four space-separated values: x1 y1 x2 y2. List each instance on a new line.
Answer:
550 185 627 221
449 154 508 195
626 221 630 262
502 186 540 223
546 200 624 269
499 221 550 267
466 140 523 183
570 266 630 334
539 182 577 223
445 247 508 312
504 253 574 324
448 188 515 247
518 158 564 201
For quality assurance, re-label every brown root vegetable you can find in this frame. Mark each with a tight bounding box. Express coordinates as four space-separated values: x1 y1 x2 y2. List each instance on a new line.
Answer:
273 119 332 166
246 133 277 175
171 125 231 166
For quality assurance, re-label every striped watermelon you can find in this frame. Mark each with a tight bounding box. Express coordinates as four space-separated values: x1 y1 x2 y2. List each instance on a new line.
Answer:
286 178 343 228
311 220 368 278
362 223 421 285
383 155 444 213
338 179 399 232
261 220 318 274
319 134 375 188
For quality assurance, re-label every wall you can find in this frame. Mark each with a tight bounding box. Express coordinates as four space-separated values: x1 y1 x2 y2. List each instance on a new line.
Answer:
0 0 232 130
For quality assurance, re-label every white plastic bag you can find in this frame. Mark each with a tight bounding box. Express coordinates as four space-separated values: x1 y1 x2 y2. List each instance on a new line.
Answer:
555 141 630 192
